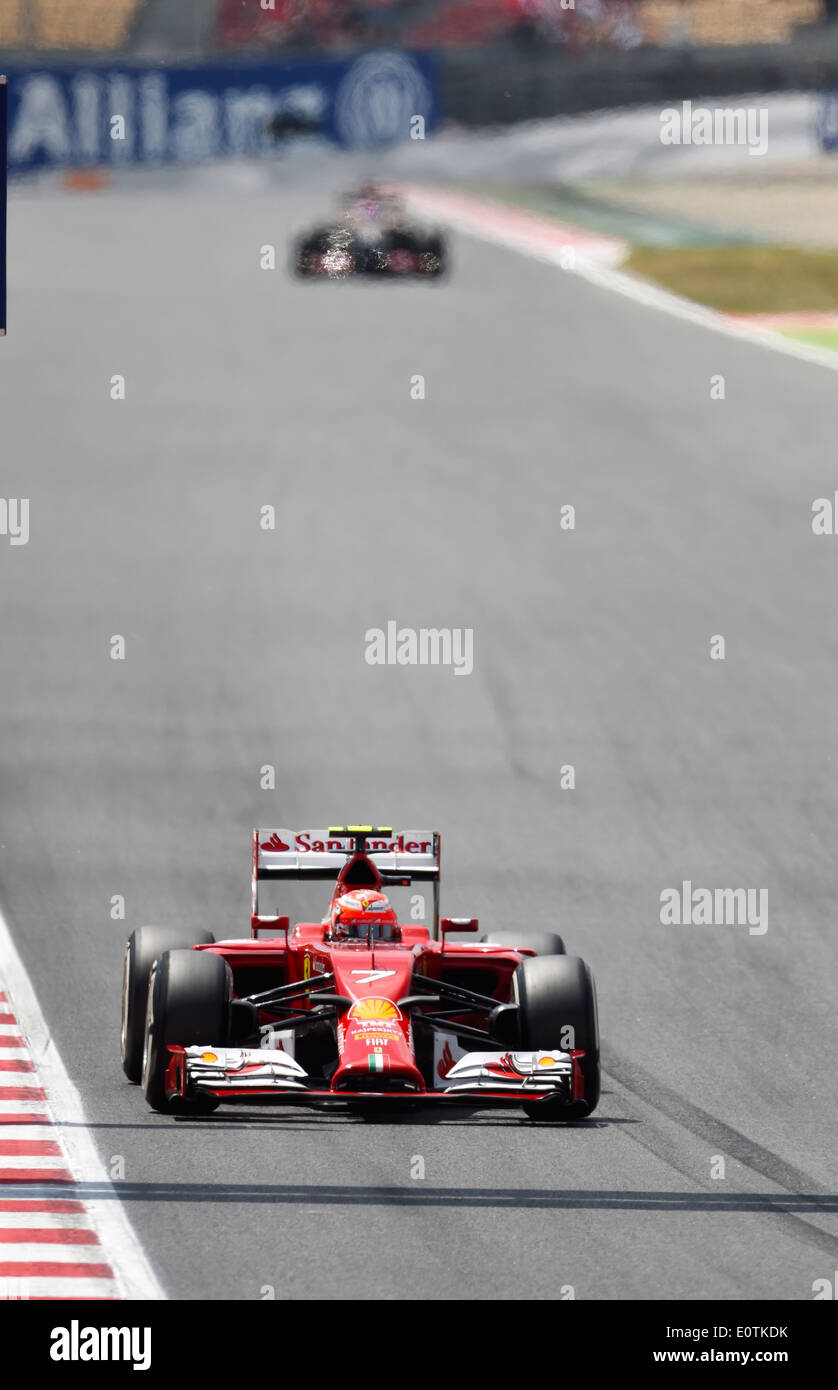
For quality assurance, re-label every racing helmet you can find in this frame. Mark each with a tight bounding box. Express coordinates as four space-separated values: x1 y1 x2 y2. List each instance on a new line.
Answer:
331 889 398 940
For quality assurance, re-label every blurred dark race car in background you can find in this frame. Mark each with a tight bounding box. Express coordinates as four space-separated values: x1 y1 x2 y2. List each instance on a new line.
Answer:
293 184 447 279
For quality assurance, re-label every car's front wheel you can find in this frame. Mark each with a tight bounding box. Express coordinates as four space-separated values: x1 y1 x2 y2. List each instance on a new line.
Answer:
121 926 215 1082
141 949 231 1113
422 236 447 276
513 954 600 1119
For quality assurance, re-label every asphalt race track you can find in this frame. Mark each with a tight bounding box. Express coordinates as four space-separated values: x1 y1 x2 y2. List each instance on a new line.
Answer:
0 165 836 1300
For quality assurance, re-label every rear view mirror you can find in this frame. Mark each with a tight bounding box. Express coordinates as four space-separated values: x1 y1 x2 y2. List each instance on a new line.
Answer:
251 915 290 939
440 917 479 934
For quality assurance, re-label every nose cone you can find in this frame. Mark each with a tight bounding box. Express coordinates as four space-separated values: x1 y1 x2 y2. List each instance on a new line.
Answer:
329 950 425 1093
327 947 414 1005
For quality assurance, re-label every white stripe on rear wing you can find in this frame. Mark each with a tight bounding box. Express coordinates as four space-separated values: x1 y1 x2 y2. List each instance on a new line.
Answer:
255 829 439 879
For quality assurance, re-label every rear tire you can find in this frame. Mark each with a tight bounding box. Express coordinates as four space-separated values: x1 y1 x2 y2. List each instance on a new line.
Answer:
121 926 214 1082
513 955 600 1119
293 238 315 276
482 929 565 956
141 949 231 1113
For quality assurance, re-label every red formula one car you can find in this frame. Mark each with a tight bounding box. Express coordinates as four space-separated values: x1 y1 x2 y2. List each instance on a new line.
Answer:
121 828 600 1120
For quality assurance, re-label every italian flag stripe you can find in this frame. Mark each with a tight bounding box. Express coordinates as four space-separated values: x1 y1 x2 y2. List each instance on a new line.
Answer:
368 1054 385 1072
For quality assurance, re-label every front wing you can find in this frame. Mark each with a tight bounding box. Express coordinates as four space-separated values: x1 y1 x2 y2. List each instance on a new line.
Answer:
167 1045 581 1109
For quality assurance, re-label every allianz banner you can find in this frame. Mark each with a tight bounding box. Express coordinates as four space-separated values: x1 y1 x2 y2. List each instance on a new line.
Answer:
3 51 438 171
0 76 6 333
816 91 838 151
1 76 6 332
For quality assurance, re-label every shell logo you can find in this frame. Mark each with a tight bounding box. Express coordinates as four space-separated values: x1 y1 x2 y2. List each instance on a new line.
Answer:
201 1052 219 1063
348 997 402 1022
537 1055 557 1068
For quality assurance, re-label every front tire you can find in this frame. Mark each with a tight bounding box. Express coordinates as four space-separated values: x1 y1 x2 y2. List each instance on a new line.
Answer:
416 232 446 277
121 926 214 1082
141 949 231 1113
513 954 600 1119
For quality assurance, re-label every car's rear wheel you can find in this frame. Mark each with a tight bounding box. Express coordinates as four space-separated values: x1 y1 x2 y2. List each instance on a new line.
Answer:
121 926 215 1082
513 954 600 1119
141 949 231 1113
293 239 316 275
482 929 566 956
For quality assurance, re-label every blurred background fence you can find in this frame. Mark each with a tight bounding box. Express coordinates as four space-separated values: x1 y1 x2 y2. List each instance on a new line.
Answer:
0 1 830 56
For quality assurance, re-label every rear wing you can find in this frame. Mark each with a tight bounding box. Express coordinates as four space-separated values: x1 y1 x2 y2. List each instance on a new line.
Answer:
252 827 441 937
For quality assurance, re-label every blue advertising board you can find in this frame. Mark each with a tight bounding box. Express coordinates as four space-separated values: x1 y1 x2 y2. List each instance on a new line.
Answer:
815 90 838 152
1 75 6 333
2 51 438 173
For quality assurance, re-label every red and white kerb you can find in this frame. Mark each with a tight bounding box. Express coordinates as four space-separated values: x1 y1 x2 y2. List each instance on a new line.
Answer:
0 989 120 1299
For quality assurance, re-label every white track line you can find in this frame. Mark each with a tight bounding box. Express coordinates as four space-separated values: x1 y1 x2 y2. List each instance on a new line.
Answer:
0 1243 108 1264
0 913 165 1300
402 184 838 375
0 1124 66 1141
0 1210 94 1229
0 1154 70 1169
0 1274 118 1298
